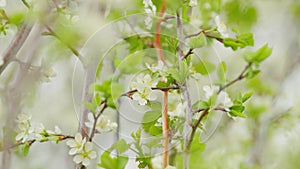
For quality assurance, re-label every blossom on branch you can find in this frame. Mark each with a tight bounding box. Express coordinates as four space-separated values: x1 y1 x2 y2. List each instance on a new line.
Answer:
130 74 157 105
66 133 86 155
85 113 117 133
73 142 97 166
215 15 229 38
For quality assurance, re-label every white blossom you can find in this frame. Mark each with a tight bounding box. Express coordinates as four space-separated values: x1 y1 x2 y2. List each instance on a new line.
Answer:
131 74 157 105
217 91 233 111
168 102 186 117
215 15 229 38
66 133 86 155
203 85 219 99
73 142 97 166
151 155 176 169
203 85 233 110
85 113 117 133
143 0 156 29
17 113 32 123
0 0 6 7
47 125 62 135
16 123 34 143
33 123 45 141
189 0 198 7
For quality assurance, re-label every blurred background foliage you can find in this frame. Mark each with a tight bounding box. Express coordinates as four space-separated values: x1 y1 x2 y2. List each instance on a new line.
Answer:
0 0 300 169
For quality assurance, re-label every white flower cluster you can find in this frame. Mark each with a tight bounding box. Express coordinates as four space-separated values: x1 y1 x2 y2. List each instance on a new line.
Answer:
146 60 169 81
66 133 97 166
214 15 229 38
15 113 61 143
168 91 186 118
203 85 233 110
130 74 157 105
143 0 156 29
151 155 176 169
85 113 117 133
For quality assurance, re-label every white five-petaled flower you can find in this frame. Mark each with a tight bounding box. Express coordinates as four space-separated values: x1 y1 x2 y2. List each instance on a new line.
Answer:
33 123 45 141
146 61 168 81
66 133 86 155
73 142 97 166
15 123 34 143
215 15 229 38
131 74 157 105
203 85 233 109
203 85 219 99
17 113 32 123
85 113 117 133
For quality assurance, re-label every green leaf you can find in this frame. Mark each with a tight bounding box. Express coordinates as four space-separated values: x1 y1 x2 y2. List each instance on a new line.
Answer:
109 139 130 154
217 61 227 82
242 92 253 103
142 111 161 124
21 144 30 156
98 151 128 169
243 44 272 63
229 105 246 118
195 61 216 75
237 33 254 46
229 109 247 118
149 126 162 136
192 100 209 110
82 101 97 113
117 51 143 74
189 32 207 48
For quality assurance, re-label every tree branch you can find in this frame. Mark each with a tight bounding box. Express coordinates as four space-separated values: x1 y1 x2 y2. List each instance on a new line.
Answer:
0 23 33 76
154 0 169 167
218 63 252 93
89 100 107 141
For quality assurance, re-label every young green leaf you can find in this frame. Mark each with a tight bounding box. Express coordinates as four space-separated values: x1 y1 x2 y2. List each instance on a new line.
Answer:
195 61 216 75
189 32 207 48
217 61 227 82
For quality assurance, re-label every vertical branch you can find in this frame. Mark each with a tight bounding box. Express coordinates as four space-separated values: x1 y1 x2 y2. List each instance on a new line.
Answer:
162 90 169 168
154 0 169 167
176 9 193 169
1 23 40 169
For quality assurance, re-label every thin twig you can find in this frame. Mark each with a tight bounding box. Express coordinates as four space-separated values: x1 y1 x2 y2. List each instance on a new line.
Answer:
218 63 252 93
0 23 33 76
182 48 194 60
121 86 179 97
43 24 81 58
89 100 107 141
185 30 224 43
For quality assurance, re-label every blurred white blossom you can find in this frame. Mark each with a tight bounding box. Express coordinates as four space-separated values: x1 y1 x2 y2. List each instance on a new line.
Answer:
85 113 117 133
203 85 233 109
16 113 34 143
168 102 186 117
189 0 198 7
73 142 97 166
151 155 176 169
143 0 156 29
215 15 229 38
0 0 6 7
66 133 86 155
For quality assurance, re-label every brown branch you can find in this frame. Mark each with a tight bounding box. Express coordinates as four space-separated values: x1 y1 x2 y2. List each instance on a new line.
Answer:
1 134 74 152
218 63 252 93
154 0 169 167
0 23 33 76
121 86 179 98
182 48 194 60
89 100 107 141
185 30 224 43
187 109 209 150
